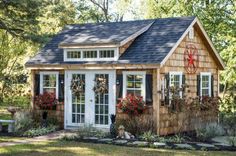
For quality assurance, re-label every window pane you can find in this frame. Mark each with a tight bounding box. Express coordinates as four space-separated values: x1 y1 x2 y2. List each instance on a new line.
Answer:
67 51 81 59
134 90 142 96
127 75 134 81
43 74 56 87
83 50 97 58
135 82 142 88
202 89 209 96
127 81 134 88
135 75 142 81
99 50 115 58
202 81 209 88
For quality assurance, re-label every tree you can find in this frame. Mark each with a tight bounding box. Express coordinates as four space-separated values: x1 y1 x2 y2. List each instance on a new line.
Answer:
0 0 43 41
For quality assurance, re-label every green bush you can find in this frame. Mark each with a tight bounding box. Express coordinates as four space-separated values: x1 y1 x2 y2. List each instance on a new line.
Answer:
116 116 154 136
195 124 220 142
227 136 236 147
77 124 108 138
14 110 34 133
141 131 157 142
23 125 58 137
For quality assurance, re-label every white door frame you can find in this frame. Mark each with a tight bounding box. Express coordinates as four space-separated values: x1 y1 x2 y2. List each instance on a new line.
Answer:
64 70 116 129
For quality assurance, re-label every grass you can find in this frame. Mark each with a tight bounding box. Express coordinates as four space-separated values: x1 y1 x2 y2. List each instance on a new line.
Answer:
0 106 11 120
0 136 27 143
0 140 235 156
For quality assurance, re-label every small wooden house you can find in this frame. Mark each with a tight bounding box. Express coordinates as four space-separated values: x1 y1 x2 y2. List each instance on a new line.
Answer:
26 16 225 135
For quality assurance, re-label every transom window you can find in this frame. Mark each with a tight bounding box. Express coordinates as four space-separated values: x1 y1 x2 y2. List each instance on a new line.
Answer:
40 72 59 98
169 72 183 98
200 73 211 97
64 48 118 61
123 71 146 99
67 51 81 59
99 50 114 58
83 50 97 58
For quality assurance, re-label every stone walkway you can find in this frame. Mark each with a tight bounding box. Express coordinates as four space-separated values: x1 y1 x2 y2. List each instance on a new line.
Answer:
0 130 74 147
0 131 235 151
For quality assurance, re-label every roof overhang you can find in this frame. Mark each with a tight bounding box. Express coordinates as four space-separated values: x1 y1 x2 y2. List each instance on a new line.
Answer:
25 63 160 70
160 17 225 70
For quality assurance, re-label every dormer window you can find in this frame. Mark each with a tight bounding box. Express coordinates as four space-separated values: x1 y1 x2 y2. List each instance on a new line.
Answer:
64 48 118 61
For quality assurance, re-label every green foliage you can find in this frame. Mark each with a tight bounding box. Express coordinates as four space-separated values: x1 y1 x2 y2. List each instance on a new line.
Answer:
22 125 58 137
141 131 156 142
220 93 236 136
14 110 34 133
77 124 108 138
227 137 236 147
195 124 221 142
116 116 155 136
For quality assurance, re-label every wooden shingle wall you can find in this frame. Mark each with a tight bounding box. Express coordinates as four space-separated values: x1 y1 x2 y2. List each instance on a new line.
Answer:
159 28 219 135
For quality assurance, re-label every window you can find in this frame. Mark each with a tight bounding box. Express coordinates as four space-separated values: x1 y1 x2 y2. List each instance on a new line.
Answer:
40 72 59 98
83 50 97 58
64 48 118 61
123 71 146 99
67 51 81 59
169 72 183 98
99 50 114 58
200 72 211 97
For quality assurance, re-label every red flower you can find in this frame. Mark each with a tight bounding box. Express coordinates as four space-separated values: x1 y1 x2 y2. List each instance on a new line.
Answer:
117 94 146 116
34 92 58 110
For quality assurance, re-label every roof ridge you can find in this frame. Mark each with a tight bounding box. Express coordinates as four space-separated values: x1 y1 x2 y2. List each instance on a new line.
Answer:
65 16 196 27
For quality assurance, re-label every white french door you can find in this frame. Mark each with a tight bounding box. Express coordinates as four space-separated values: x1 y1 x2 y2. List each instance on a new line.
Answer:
65 70 116 129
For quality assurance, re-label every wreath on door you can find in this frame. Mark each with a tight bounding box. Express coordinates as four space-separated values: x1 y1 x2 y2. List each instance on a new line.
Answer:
93 76 108 94
70 76 85 96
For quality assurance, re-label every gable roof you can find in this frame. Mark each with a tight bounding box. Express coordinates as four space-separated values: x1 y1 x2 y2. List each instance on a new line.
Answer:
26 16 224 69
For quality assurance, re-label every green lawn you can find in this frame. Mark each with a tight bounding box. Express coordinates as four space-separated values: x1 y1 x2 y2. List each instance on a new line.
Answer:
0 140 235 156
0 106 11 120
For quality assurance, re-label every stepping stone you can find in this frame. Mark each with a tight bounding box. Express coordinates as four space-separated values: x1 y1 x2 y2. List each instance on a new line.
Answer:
175 143 193 149
114 139 128 144
83 137 99 141
153 142 166 147
132 141 148 146
197 143 215 148
212 142 231 147
98 138 113 143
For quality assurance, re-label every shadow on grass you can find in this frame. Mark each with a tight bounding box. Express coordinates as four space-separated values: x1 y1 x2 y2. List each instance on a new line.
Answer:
0 140 235 156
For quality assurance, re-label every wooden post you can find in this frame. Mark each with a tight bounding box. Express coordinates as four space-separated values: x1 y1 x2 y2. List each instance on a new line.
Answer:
152 68 160 135
30 70 35 110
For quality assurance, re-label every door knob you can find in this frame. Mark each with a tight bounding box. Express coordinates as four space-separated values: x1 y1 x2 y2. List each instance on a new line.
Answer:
90 99 93 102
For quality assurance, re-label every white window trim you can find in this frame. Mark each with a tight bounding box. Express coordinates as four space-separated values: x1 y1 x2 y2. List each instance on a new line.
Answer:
39 71 59 99
64 47 119 62
122 71 146 100
169 71 183 98
200 72 211 97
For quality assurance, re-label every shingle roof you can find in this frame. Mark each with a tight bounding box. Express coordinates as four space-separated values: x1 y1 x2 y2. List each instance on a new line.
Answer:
26 16 195 66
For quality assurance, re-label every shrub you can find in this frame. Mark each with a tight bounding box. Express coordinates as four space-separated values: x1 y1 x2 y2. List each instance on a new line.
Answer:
34 92 58 110
117 94 146 116
227 136 236 147
14 110 34 133
168 134 185 143
141 131 156 142
195 124 221 142
77 124 108 138
116 115 154 136
22 125 58 137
